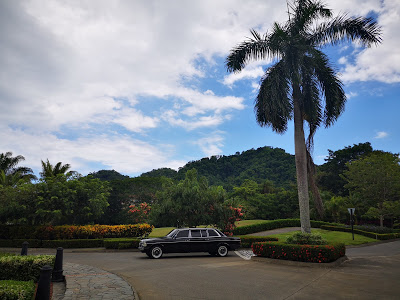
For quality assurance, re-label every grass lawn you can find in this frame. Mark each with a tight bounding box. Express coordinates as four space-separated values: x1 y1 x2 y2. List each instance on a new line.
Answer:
268 229 377 246
149 227 175 237
235 220 268 227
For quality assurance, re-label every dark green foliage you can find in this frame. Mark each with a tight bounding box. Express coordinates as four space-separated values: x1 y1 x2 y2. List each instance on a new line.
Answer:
0 174 110 225
233 219 338 235
98 176 165 225
237 236 278 248
41 239 104 248
321 225 400 240
318 142 373 195
0 239 42 248
285 232 327 245
141 168 178 178
231 180 299 220
0 255 55 282
142 147 296 191
252 241 345 263
103 238 140 249
89 170 129 181
0 280 35 300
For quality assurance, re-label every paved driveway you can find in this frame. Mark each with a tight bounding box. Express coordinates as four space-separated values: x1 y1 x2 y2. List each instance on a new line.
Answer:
60 240 400 300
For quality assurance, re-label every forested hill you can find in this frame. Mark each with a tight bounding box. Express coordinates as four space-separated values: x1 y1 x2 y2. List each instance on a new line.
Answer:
141 146 296 190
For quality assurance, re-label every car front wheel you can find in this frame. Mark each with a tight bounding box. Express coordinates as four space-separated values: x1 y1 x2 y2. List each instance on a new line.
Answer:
150 246 163 259
216 245 228 257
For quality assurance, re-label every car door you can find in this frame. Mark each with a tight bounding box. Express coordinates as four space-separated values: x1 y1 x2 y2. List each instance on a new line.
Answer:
189 229 207 252
173 229 190 252
207 229 220 252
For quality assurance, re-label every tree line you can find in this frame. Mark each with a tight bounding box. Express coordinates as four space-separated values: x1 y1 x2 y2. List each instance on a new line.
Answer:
1 141 399 228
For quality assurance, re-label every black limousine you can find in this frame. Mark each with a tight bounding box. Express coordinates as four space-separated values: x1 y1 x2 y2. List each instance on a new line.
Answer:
138 228 241 259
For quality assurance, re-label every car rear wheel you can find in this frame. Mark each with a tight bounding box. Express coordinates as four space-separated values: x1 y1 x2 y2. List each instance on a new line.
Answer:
216 245 228 257
150 246 163 259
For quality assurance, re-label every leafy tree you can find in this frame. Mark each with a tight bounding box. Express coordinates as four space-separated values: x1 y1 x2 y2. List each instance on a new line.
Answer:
0 152 36 184
364 201 400 228
40 159 75 179
151 169 239 229
89 169 129 181
342 152 400 227
226 0 381 232
318 142 373 195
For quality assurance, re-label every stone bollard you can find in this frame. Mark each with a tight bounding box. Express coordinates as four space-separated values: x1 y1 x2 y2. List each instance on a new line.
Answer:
52 247 64 282
21 241 29 256
35 265 52 300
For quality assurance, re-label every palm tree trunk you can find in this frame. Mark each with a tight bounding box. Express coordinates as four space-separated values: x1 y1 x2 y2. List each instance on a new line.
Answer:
293 97 312 233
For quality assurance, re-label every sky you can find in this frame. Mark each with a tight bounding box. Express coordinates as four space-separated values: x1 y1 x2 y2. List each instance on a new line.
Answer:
1 0 400 178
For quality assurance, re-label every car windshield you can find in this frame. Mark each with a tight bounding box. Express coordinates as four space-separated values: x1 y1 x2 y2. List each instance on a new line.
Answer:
166 229 178 237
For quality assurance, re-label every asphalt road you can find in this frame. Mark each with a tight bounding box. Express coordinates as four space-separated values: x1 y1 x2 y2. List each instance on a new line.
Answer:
58 240 400 300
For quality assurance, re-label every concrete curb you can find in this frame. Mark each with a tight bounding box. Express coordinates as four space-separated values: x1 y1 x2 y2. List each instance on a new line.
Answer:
251 255 348 268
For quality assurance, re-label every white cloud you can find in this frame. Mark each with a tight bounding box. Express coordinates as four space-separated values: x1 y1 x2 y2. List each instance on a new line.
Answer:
374 131 388 139
0 126 185 175
223 62 266 87
336 1 400 83
195 132 225 157
1 0 399 175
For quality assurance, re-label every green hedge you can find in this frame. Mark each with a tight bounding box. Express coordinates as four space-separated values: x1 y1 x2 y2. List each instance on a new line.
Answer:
0 255 55 282
41 239 104 248
237 236 279 248
0 223 153 240
0 239 42 248
252 241 345 263
0 280 35 300
104 238 140 249
233 219 340 235
321 225 400 240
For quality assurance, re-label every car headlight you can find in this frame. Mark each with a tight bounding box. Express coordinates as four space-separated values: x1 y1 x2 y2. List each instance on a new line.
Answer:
142 241 147 247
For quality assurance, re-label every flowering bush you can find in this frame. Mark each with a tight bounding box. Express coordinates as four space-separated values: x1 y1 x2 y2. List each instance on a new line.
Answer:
252 241 345 263
129 202 151 223
218 205 244 236
1 223 153 240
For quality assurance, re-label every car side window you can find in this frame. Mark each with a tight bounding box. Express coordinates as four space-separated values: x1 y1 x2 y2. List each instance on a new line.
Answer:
208 229 219 237
200 229 207 237
176 230 189 238
191 230 201 237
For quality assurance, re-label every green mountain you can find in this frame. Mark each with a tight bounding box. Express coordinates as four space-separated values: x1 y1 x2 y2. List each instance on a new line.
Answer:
141 146 296 191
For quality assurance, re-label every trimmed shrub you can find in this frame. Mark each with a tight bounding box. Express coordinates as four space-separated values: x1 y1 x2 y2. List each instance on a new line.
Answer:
285 232 327 245
0 223 153 240
252 241 345 263
0 255 55 282
237 236 279 248
233 219 340 235
0 239 43 248
104 238 140 249
321 225 400 240
0 280 36 300
41 239 104 248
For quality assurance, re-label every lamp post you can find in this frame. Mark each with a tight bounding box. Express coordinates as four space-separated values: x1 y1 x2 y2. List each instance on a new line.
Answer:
348 208 355 240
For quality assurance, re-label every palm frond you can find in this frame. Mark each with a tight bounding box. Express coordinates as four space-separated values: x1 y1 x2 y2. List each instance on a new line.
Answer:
308 49 346 126
255 60 292 133
290 0 332 34
226 28 278 73
310 14 382 47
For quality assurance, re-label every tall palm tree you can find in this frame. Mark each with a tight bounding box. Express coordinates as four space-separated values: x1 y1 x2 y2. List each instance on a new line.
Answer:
40 159 74 179
226 0 381 233
0 152 36 184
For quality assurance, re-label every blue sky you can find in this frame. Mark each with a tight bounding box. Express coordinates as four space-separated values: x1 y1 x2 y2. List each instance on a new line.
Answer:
1 0 399 177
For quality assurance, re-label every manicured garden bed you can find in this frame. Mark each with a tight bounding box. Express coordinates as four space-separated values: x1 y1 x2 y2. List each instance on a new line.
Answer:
252 241 346 263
